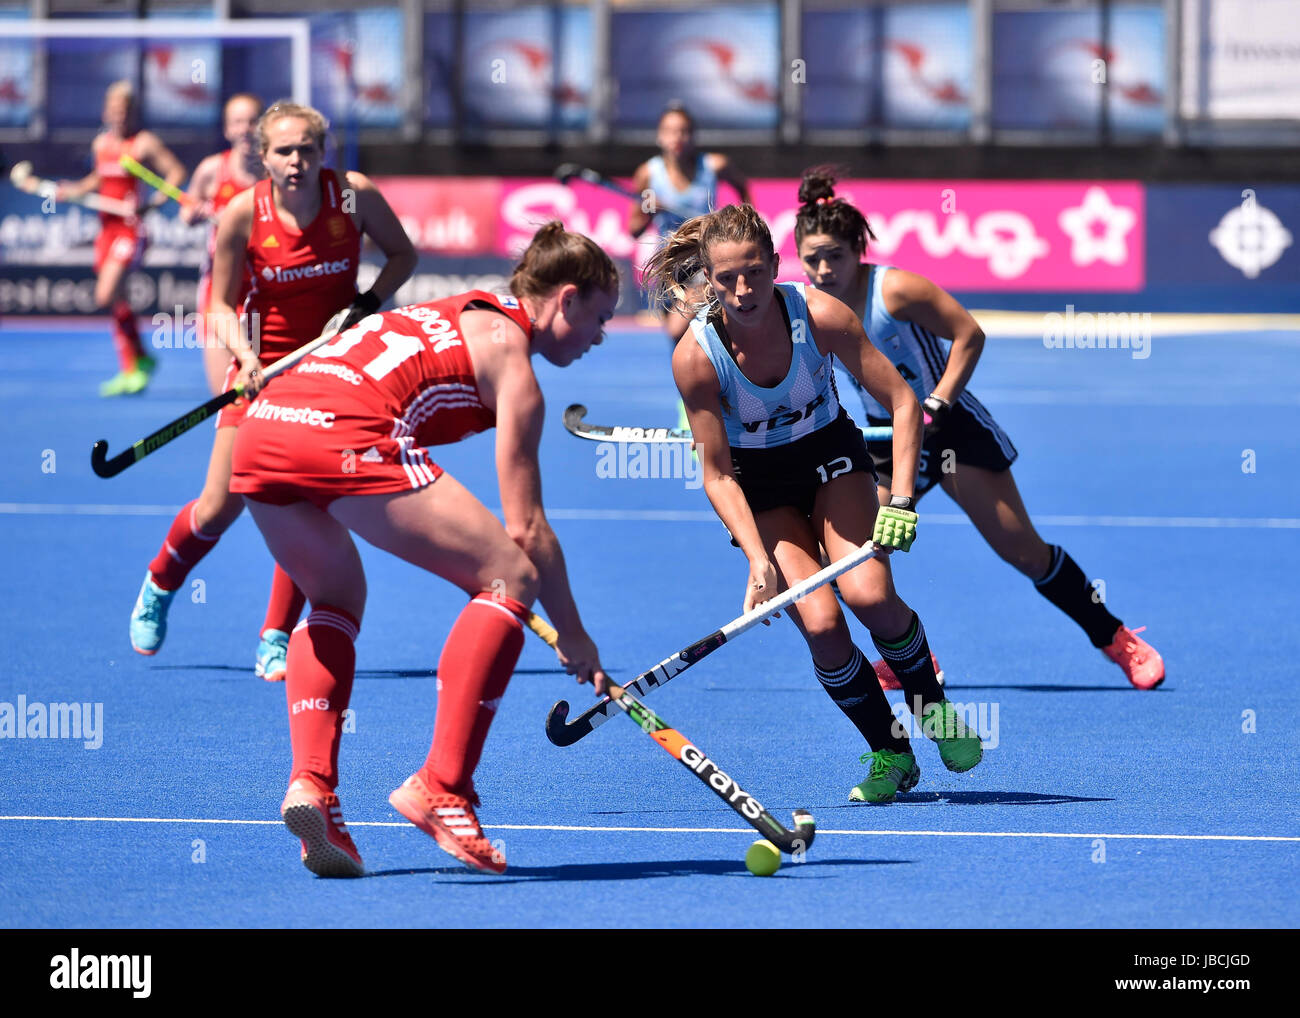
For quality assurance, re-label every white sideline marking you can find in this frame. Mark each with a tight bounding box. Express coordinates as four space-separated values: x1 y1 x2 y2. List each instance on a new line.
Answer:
3 502 1299 530
1 816 1296 843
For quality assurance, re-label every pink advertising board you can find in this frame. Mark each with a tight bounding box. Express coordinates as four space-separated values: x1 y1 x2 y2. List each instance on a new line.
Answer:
751 180 1145 291
376 176 1144 291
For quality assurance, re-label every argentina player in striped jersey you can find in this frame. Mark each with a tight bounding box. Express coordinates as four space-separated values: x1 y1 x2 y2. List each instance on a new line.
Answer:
628 103 752 349
647 205 984 804
795 167 1163 689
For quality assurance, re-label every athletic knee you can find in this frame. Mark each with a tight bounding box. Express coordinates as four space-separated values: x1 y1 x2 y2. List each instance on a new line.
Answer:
196 489 242 532
482 550 538 607
799 607 851 656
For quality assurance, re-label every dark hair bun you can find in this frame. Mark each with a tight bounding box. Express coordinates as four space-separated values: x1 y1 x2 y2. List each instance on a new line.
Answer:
798 166 840 206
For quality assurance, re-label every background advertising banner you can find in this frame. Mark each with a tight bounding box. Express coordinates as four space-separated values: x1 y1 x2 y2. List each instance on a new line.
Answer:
802 3 972 131
6 177 1298 314
611 4 780 129
460 5 592 130
993 4 1165 133
1180 0 1300 121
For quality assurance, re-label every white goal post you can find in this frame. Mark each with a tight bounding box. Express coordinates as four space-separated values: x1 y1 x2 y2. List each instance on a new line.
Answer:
3 18 311 136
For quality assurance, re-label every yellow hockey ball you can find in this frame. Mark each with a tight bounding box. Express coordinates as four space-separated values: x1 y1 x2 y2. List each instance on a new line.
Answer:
745 839 781 876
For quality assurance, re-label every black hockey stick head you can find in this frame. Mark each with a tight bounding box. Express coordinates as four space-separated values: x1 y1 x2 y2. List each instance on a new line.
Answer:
562 404 588 432
553 162 582 185
782 810 817 855
545 699 586 747
760 810 816 856
90 439 128 479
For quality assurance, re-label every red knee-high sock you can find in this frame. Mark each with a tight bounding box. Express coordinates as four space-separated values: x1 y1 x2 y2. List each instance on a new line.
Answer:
111 300 145 369
286 605 359 790
148 499 220 591
262 564 307 636
420 594 527 797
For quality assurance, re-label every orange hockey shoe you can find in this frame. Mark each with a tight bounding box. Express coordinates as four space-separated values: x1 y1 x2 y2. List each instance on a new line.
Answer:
389 771 506 875
1102 625 1165 690
280 776 365 878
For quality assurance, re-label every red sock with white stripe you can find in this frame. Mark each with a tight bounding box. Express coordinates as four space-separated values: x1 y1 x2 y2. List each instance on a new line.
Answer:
148 499 220 591
286 605 359 790
111 299 145 370
419 593 527 798
262 564 307 636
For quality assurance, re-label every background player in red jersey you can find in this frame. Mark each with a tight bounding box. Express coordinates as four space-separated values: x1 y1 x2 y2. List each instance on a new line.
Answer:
128 100 416 686
227 222 616 878
182 93 266 395
57 80 186 396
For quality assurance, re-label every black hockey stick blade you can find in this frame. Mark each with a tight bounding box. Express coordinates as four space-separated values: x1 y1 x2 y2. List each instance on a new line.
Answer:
91 389 239 478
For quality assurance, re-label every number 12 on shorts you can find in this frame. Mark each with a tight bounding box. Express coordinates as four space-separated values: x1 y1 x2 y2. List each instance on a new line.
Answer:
816 456 851 484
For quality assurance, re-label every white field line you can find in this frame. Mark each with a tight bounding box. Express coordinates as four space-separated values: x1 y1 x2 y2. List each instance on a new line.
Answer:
2 502 1300 530
0 816 1296 843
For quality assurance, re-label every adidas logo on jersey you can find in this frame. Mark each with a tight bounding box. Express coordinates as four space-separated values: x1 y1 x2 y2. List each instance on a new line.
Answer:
261 234 280 248
360 446 383 463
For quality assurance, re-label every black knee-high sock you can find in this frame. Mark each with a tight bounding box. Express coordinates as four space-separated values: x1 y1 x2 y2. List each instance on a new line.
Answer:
871 611 945 714
815 646 910 753
1033 545 1122 647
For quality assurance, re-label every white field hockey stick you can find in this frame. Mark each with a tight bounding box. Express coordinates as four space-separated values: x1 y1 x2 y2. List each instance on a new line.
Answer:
544 540 881 746
563 403 893 444
9 161 136 218
90 308 352 478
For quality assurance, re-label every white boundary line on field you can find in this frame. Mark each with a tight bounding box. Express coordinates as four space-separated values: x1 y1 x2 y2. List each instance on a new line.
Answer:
2 502 1300 530
1 816 1296 843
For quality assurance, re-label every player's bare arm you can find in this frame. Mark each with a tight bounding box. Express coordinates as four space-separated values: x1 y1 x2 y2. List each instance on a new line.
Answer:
807 286 922 500
627 162 654 238
208 190 259 394
343 170 418 303
710 153 753 206
672 335 778 613
134 130 188 208
883 268 985 407
181 152 222 224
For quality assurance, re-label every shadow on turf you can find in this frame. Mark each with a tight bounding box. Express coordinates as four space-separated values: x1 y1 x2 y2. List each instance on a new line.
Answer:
945 682 1157 693
844 790 1111 807
706 682 1160 694
590 790 1111 814
364 857 911 883
150 664 569 679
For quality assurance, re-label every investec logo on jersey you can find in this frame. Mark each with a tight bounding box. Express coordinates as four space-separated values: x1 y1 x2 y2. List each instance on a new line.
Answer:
260 258 352 284
743 392 826 433
679 742 763 820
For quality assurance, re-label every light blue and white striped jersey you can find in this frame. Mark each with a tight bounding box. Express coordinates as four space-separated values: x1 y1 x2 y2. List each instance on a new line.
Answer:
646 153 716 234
690 282 841 450
844 264 950 417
